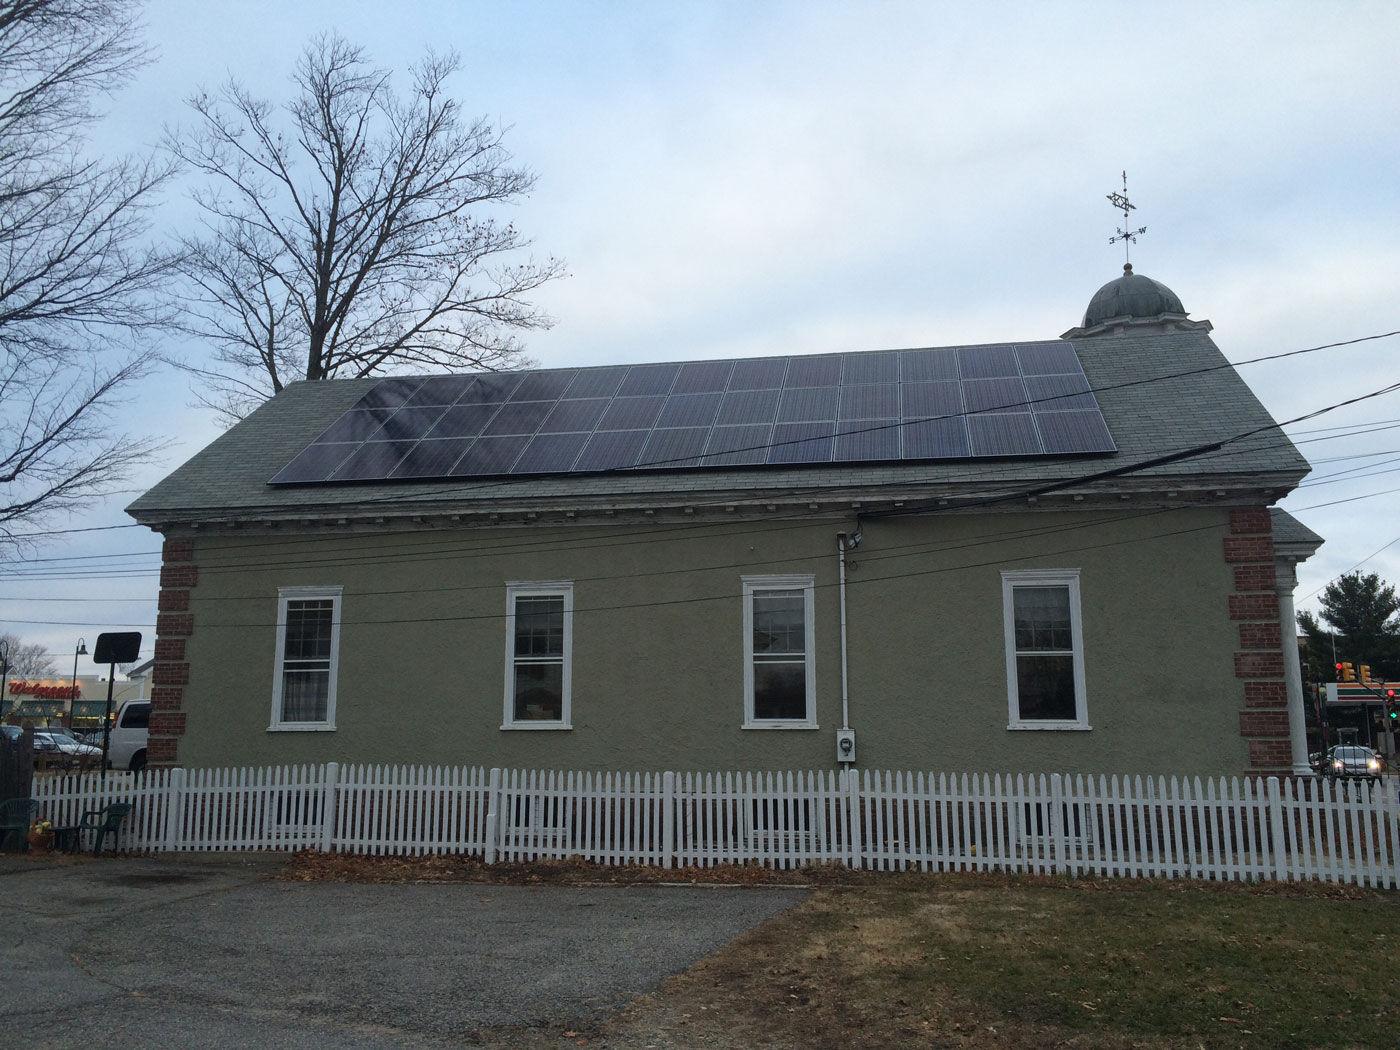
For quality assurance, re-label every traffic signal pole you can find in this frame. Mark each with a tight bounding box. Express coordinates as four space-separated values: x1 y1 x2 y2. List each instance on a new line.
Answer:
1334 660 1399 750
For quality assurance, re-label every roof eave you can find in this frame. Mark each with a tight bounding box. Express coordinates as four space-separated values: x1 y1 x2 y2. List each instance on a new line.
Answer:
126 468 1309 533
1061 316 1212 340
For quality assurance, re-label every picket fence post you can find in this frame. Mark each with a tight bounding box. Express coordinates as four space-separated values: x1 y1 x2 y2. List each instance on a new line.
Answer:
1265 776 1286 882
483 767 502 864
661 770 676 869
1049 774 1066 874
845 767 861 870
319 762 340 852
162 768 186 853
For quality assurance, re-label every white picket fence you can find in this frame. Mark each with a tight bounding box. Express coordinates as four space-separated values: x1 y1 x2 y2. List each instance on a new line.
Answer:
28 764 1400 887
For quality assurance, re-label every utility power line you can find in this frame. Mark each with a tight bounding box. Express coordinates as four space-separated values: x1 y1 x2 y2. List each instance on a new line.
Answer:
5 324 1397 544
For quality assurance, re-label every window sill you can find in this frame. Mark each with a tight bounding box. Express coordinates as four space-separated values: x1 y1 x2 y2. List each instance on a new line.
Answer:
742 721 820 731
267 723 337 733
1006 722 1092 732
500 722 573 731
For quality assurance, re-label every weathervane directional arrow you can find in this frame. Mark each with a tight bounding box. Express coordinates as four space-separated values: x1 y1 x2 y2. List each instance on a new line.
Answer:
1107 170 1148 264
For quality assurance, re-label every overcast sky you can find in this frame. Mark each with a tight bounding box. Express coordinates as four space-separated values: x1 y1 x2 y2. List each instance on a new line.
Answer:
6 0 1400 666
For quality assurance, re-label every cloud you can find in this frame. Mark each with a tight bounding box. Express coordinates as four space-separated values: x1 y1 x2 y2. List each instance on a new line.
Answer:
8 0 1400 654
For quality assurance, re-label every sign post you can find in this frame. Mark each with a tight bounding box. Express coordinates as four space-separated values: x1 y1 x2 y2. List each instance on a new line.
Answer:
93 632 141 782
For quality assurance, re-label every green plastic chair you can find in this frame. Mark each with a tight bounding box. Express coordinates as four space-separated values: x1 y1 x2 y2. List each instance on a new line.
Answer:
0 798 39 852
79 802 132 855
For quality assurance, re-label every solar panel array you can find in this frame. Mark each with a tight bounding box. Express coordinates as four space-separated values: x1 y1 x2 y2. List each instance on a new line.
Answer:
270 344 1116 485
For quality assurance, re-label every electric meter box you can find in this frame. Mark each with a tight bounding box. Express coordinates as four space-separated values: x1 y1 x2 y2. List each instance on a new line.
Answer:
835 728 857 764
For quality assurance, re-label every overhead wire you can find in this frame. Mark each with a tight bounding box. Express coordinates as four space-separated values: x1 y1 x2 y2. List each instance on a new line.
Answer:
5 384 1400 586
5 324 1397 547
6 377 1400 628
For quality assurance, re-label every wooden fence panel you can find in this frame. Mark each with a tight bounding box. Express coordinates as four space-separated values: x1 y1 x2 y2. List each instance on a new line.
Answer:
25 765 1400 887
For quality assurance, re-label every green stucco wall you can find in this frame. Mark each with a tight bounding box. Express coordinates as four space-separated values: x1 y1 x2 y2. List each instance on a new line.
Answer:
175 507 1246 775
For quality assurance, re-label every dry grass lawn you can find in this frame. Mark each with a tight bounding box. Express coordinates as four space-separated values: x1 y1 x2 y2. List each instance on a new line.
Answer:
596 875 1400 1049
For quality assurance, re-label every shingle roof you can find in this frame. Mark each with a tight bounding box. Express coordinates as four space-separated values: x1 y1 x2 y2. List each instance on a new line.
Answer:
127 330 1311 521
1271 508 1324 551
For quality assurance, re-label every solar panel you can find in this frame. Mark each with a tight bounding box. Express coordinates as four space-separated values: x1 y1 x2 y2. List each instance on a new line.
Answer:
657 392 722 428
703 424 771 466
403 375 475 407
270 341 1116 484
513 432 585 473
425 404 499 438
391 437 473 478
770 422 835 464
777 387 838 423
575 429 647 471
716 388 780 426
838 384 899 421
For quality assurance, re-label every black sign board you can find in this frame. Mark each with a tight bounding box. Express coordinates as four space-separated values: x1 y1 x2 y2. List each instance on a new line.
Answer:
94 631 142 665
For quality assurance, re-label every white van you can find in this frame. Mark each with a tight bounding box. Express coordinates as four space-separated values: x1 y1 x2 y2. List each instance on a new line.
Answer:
106 699 150 773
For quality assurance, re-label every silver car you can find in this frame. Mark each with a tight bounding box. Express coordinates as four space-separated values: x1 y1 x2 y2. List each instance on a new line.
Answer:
1322 745 1384 781
31 728 103 769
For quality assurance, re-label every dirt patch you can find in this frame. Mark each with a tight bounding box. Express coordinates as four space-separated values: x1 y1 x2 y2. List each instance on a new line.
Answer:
276 850 852 886
276 849 1391 900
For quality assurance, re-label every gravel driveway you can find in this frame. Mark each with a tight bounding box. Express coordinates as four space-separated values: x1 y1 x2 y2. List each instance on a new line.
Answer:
1 853 804 1048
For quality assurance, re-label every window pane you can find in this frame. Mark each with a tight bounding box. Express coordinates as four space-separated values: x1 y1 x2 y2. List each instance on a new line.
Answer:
1015 654 1077 721
753 662 807 720
752 590 805 654
121 704 150 729
514 595 564 657
1013 586 1072 651
513 663 564 721
284 600 334 661
281 668 330 722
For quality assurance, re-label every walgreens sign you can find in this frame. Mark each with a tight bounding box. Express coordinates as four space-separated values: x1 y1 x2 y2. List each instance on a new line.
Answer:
6 680 80 700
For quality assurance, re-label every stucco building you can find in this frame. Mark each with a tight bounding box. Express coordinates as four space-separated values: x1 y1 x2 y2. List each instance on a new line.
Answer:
127 266 1322 776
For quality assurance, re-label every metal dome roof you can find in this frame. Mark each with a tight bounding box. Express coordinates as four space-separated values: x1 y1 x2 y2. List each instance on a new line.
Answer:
1082 263 1186 327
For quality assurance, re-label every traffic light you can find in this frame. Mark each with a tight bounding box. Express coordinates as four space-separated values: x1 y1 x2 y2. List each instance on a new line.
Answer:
1360 664 1374 684
1336 661 1356 683
1389 690 1399 723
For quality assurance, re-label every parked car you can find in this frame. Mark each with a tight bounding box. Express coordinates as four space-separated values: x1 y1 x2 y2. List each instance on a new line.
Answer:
31 728 103 771
106 699 150 773
1317 745 1385 781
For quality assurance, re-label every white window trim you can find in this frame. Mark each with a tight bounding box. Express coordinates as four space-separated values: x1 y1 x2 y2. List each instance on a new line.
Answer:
502 581 573 730
1001 569 1090 731
741 574 818 730
268 585 342 732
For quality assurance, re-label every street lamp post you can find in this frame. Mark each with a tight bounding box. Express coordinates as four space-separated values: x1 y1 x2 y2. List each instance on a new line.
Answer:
69 638 88 729
0 641 8 722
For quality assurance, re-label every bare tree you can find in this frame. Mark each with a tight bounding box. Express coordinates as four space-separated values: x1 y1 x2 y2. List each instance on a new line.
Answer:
0 0 177 548
169 34 564 422
0 632 57 676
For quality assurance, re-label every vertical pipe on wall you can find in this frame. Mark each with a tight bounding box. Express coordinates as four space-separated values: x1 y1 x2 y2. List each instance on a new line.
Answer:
837 531 860 732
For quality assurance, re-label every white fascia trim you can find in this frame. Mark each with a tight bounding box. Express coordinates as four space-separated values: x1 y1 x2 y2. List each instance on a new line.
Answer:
268 585 343 732
277 584 344 598
1000 569 1089 732
741 573 817 729
502 581 574 730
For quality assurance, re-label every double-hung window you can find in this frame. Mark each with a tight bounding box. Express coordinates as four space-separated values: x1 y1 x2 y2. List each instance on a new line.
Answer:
503 582 573 729
269 586 342 731
1001 569 1088 730
742 574 816 728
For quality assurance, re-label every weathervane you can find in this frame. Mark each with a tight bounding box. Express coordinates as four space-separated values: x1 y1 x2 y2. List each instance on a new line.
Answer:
1107 170 1147 266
